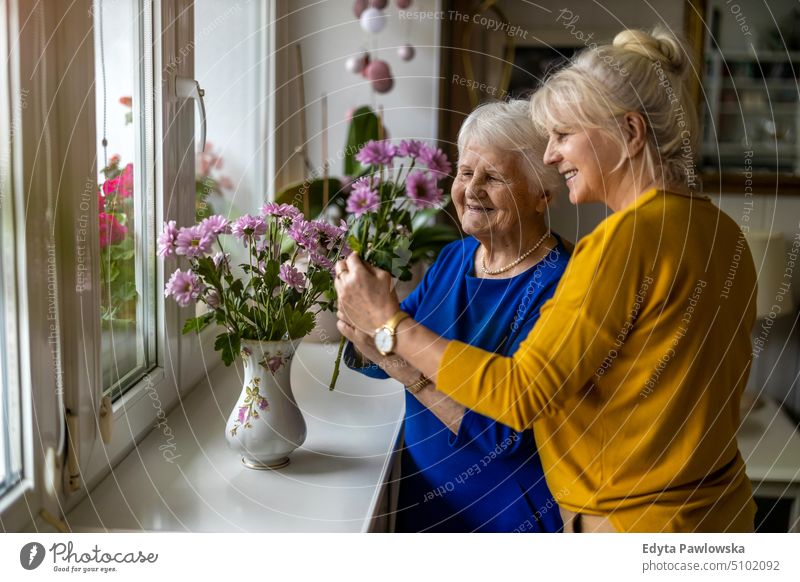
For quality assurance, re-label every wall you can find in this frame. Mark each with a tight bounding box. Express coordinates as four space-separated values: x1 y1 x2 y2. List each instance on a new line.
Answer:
280 0 442 188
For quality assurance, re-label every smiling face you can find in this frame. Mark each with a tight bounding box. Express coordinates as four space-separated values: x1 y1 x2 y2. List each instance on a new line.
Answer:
452 141 546 244
542 123 626 207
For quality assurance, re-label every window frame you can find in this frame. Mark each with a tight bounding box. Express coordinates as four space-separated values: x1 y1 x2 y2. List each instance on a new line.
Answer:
0 0 275 529
0 0 33 516
67 0 192 501
98 0 158 401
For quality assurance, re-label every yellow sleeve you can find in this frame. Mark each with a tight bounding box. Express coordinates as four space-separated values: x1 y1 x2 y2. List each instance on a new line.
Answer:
436 217 650 431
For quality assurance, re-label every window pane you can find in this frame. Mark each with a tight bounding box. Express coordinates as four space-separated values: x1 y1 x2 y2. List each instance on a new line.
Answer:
94 0 154 397
0 233 7 489
194 0 267 224
0 0 22 496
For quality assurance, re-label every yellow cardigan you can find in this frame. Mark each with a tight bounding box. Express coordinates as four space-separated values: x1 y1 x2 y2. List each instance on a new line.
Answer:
437 189 758 532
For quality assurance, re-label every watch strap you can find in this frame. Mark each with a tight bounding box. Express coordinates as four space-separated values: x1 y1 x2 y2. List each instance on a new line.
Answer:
382 310 410 333
406 374 430 395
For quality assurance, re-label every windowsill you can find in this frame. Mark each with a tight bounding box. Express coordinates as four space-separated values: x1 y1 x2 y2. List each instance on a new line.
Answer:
64 341 406 532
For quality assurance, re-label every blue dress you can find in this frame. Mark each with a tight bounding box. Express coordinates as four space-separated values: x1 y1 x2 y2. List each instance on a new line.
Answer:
347 235 570 532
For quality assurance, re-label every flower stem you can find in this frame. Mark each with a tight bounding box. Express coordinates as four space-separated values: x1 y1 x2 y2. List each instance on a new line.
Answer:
328 335 347 391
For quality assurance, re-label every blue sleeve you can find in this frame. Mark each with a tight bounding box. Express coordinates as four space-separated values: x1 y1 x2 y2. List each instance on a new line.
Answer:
343 242 455 378
342 341 389 379
448 408 535 457
447 242 566 455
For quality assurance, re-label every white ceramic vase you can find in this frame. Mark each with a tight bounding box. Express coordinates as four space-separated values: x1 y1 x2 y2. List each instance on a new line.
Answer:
225 339 307 470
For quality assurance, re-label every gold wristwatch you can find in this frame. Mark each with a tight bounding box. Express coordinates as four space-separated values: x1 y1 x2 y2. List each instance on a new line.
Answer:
374 311 410 356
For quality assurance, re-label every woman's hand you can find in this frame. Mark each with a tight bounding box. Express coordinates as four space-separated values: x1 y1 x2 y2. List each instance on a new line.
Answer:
334 253 401 341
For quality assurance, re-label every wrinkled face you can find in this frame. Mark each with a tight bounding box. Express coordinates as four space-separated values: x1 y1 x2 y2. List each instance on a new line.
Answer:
542 122 624 206
452 141 542 241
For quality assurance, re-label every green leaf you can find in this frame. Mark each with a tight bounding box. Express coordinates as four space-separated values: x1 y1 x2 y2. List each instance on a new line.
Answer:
285 308 315 339
215 332 241 366
183 311 215 334
229 278 244 298
195 256 221 289
368 248 394 274
390 237 413 279
347 234 362 255
344 106 381 176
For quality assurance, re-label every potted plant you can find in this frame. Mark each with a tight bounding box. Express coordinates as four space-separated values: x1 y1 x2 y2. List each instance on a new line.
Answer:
158 205 349 469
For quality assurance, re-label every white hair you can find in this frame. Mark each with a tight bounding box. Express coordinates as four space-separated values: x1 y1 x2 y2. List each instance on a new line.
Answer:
457 99 563 195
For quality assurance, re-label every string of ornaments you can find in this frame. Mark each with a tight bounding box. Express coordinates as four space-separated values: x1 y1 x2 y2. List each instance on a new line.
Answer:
346 0 416 94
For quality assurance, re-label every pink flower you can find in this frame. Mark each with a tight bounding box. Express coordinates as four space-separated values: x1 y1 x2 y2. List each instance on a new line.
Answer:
200 215 231 236
419 145 452 178
212 252 230 269
397 139 424 158
287 219 318 250
310 219 345 251
164 269 203 307
267 356 283 373
346 178 380 217
218 176 234 191
205 289 221 309
102 176 122 197
309 250 334 272
119 164 134 197
355 140 397 166
257 396 269 409
279 263 306 292
261 202 301 221
405 171 443 208
197 143 223 177
157 220 179 257
99 212 127 248
175 225 214 258
231 214 267 243
237 405 248 424
109 154 121 166
100 164 134 198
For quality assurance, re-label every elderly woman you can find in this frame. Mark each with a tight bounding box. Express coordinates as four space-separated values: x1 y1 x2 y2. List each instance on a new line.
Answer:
344 100 570 532
336 28 758 533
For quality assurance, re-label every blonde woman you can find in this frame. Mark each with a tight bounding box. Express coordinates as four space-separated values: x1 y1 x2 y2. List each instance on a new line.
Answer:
334 27 758 533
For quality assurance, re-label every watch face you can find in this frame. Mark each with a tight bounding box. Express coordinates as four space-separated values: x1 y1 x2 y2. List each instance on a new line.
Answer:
374 328 394 354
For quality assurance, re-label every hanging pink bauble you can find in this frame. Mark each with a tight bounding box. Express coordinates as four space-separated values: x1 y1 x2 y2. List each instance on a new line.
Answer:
395 0 413 8
371 0 389 8
397 44 415 61
345 56 364 74
353 0 368 18
360 7 388 34
365 60 394 93
345 51 369 74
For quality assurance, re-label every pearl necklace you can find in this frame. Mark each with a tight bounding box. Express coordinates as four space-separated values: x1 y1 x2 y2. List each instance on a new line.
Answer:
481 231 551 275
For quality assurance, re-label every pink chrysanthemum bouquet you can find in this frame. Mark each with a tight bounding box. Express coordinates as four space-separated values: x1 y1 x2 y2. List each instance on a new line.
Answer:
328 138 452 389
343 139 451 280
159 204 349 365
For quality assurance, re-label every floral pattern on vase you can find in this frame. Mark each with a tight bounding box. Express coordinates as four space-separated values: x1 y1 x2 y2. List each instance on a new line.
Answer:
225 339 306 470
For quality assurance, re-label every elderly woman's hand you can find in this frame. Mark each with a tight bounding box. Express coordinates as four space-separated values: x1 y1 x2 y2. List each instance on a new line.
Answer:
334 253 401 341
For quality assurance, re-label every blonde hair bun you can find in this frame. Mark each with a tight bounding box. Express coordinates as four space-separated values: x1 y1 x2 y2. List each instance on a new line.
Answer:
613 26 688 76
